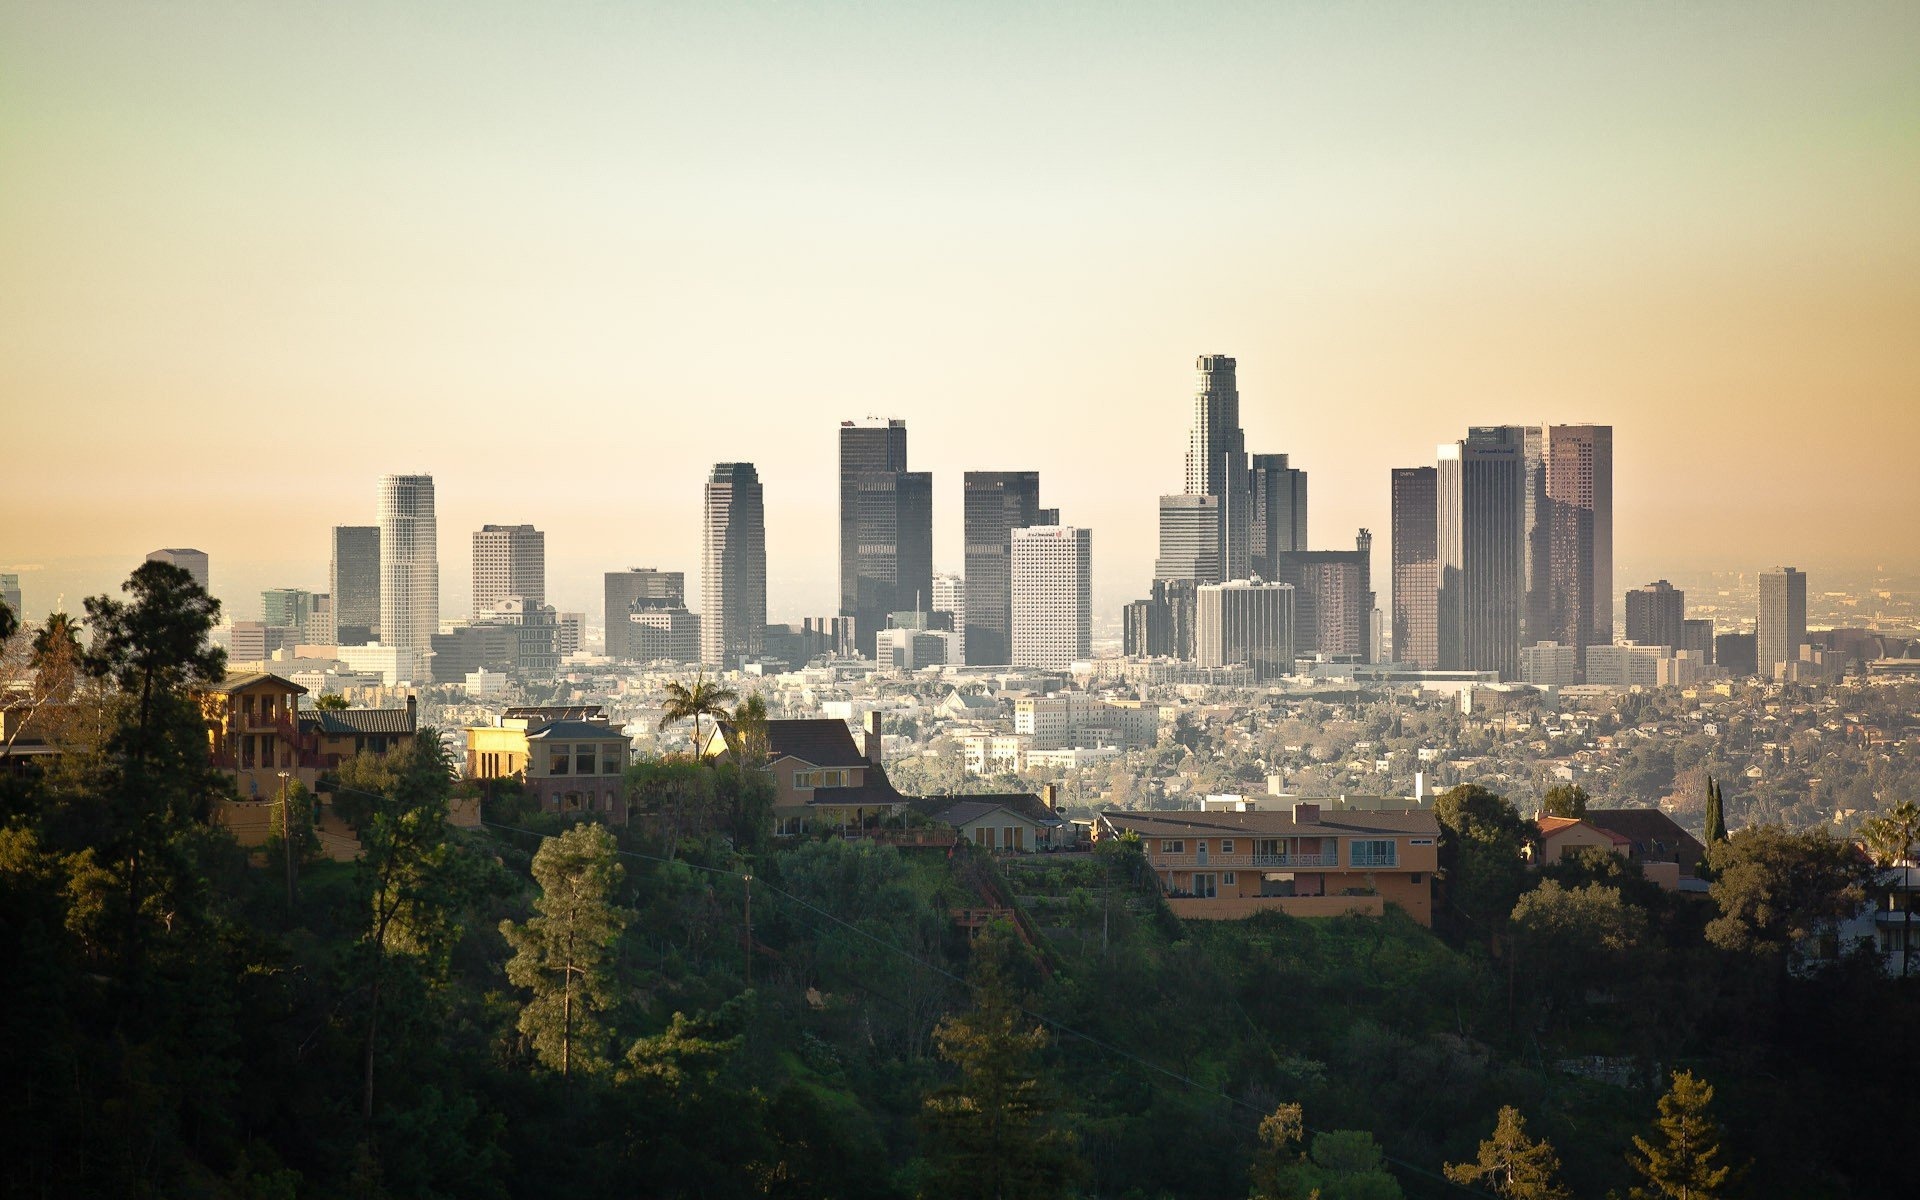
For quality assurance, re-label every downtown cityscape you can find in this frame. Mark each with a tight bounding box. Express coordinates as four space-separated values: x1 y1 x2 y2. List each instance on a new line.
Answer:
3 4 1919 1199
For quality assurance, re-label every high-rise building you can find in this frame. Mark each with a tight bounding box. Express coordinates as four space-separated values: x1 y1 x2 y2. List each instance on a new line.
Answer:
1250 453 1308 580
378 474 439 659
1184 355 1253 581
556 612 585 658
1716 631 1759 677
1437 428 1525 678
1682 618 1715 663
261 587 317 631
330 525 381 644
839 418 931 657
1391 467 1439 669
471 524 545 617
146 548 209 592
702 462 767 668
932 572 966 662
1010 525 1091 670
1123 591 1170 658
1758 566 1808 680
1153 494 1222 585
1521 427 1550 647
1625 580 1685 649
1542 425 1614 665
1 573 21 621
963 471 1047 665
1521 641 1579 687
604 568 684 659
1196 580 1295 680
1273 530 1375 662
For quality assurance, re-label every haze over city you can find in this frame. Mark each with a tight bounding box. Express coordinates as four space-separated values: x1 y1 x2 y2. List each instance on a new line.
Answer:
5 1 1919 622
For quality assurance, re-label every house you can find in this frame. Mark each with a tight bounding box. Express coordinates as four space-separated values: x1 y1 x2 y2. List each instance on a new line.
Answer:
297 696 420 769
701 712 914 837
203 673 314 799
929 791 1070 852
1536 815 1634 864
467 705 632 820
1096 804 1440 925
1585 808 1707 890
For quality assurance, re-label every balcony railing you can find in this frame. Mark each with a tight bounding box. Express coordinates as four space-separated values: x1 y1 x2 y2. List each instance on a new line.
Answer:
1250 852 1341 869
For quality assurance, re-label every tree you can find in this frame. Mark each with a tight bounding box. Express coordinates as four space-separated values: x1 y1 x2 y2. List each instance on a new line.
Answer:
1433 784 1535 936
1251 1106 1402 1200
1444 1106 1571 1199
1 611 86 762
314 692 350 711
725 691 770 766
1509 882 1644 1029
0 593 14 643
657 673 738 762
1702 776 1728 847
1705 825 1874 959
1858 800 1920 976
1539 784 1588 819
501 823 632 1078
919 930 1077 1199
1627 1070 1732 1199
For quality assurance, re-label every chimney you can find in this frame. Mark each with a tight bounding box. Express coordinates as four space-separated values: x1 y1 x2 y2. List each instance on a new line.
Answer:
1414 771 1426 804
1042 783 1058 812
405 693 417 728
1293 802 1321 824
863 711 883 765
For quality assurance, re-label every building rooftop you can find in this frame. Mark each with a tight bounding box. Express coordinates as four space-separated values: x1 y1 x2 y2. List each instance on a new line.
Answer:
759 718 871 768
1101 808 1440 839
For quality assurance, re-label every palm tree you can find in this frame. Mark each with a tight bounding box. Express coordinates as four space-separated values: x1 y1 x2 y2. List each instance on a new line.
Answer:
1860 801 1920 976
725 692 770 766
657 673 738 764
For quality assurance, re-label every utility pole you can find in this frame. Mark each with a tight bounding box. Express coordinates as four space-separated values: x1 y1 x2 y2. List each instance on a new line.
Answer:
277 769 295 912
742 874 753 987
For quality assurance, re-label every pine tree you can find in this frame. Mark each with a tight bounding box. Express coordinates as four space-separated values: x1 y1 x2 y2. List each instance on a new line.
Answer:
1628 1070 1733 1199
1703 777 1728 847
1444 1106 1570 1199
501 823 632 1078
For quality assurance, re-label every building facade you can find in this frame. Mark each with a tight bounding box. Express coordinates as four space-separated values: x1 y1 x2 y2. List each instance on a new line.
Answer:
147 548 210 592
1249 452 1308 581
471 523 545 617
378 474 438 660
1273 530 1374 661
839 418 932 657
329 525 380 644
962 471 1050 666
1391 466 1439 668
1437 428 1525 678
1625 579 1685 650
1010 525 1091 670
1196 579 1294 680
1758 566 1808 680
604 568 685 659
1541 424 1615 666
702 462 767 668
931 572 965 662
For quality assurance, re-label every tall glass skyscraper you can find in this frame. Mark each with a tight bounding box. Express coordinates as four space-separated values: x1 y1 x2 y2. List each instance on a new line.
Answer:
962 470 1049 666
378 474 438 663
1437 428 1525 678
703 462 766 668
838 418 931 657
330 525 380 644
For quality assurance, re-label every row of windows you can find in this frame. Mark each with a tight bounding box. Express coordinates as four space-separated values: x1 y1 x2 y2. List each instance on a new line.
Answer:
793 768 851 790
547 744 626 776
1155 836 1401 869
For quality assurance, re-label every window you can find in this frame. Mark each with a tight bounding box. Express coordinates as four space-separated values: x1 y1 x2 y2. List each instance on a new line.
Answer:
1159 839 1186 854
1222 872 1237 886
1191 873 1217 899
1350 839 1398 868
576 749 596 775
1220 840 1235 854
603 751 624 775
550 744 570 775
794 768 850 790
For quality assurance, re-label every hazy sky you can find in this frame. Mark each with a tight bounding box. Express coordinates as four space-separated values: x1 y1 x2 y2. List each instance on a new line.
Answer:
4 1 1917 626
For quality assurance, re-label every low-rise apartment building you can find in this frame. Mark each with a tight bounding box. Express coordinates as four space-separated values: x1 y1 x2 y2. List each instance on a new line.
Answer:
1096 805 1440 925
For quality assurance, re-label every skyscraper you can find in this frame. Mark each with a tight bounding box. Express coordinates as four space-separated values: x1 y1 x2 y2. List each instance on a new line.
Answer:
1757 566 1808 680
330 525 381 644
839 418 932 657
1153 494 1223 585
1437 428 1525 678
1542 424 1615 665
1184 355 1252 581
963 471 1046 665
1010 525 1091 669
146 548 209 592
932 572 966 662
1 573 20 621
261 587 317 630
1625 580 1685 649
1391 467 1439 669
471 523 545 617
1250 452 1308 580
378 474 438 663
1273 530 1375 662
1196 580 1295 680
702 462 767 668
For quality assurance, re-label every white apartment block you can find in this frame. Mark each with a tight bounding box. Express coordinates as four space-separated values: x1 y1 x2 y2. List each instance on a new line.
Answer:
1521 641 1579 687
1011 525 1091 670
471 523 545 617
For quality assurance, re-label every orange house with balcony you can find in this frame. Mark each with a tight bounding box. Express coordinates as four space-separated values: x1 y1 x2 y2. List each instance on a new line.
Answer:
1095 804 1440 925
203 673 316 799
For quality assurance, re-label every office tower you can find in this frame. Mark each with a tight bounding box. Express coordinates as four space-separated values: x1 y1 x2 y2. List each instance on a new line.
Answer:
261 587 316 630
1 573 20 620
1010 525 1091 669
1124 579 1171 658
932 572 966 662
303 595 333 645
839 418 932 657
330 525 381 644
146 548 209 592
604 568 684 658
471 523 545 617
1521 427 1549 646
230 621 272 662
1437 428 1525 678
1153 494 1222 585
629 609 702 662
1521 641 1579 687
1249 453 1308 580
1625 580 1685 649
487 597 560 677
1716 631 1759 677
1758 566 1808 680
1273 530 1375 662
429 622 520 684
378 474 439 659
1391 467 1439 669
556 612 585 658
1542 424 1614 664
1682 618 1715 663
702 462 767 668
1183 355 1253 580
1196 580 1295 680
962 471 1047 665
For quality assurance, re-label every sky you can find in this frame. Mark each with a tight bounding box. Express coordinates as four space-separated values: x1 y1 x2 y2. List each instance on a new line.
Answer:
3 1 1918 628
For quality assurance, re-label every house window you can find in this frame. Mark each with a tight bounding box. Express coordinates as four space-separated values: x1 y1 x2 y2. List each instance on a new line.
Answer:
1159 839 1186 854
1222 872 1237 886
550 745 570 775
576 749 596 775
1221 840 1235 854
603 750 624 775
1350 839 1398 868
1191 873 1217 898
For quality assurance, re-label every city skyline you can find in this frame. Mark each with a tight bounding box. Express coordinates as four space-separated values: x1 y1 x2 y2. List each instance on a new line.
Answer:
4 4 1916 625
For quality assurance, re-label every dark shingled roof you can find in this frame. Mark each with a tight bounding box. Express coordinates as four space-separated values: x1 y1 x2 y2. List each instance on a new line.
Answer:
212 672 306 694
931 793 1064 829
761 718 870 769
1582 809 1706 871
299 708 416 736
808 761 911 809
